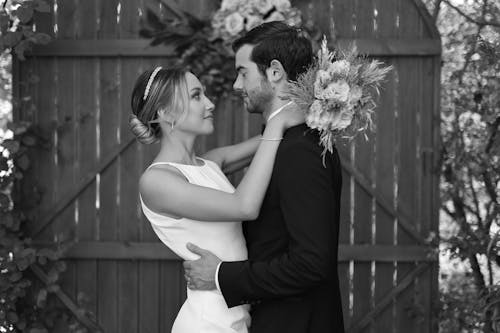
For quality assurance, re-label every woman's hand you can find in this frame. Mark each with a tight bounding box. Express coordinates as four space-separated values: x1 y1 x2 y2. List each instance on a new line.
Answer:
268 102 305 130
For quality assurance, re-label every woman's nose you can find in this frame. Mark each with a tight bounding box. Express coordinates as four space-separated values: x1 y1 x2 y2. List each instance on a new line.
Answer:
205 97 215 111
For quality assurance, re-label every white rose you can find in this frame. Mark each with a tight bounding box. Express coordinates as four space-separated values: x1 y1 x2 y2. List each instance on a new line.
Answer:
322 80 350 102
316 69 331 85
272 0 291 12
245 15 263 31
349 85 362 104
224 12 245 36
253 0 274 14
221 0 241 11
264 10 286 22
286 10 302 26
306 100 324 129
328 60 350 75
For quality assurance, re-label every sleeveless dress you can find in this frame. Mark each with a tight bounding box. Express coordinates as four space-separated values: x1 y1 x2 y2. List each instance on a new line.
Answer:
140 158 251 333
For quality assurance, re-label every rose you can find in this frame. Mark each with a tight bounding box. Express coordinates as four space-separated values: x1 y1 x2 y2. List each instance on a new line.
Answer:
328 60 350 75
306 100 324 129
265 11 286 22
253 0 274 14
349 85 362 103
246 15 263 31
321 80 350 102
272 0 291 12
221 0 242 12
316 69 331 85
224 12 245 36
286 9 302 26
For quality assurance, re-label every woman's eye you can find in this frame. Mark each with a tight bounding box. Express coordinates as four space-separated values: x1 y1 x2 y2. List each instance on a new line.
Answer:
192 93 201 100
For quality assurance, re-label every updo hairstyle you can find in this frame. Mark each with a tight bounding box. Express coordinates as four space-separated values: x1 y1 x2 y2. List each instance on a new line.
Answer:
129 67 188 144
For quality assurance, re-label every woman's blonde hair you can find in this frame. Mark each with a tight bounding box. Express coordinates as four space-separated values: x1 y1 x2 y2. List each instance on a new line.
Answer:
129 67 189 144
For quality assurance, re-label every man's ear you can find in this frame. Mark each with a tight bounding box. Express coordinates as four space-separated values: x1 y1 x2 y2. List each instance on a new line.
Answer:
266 59 287 83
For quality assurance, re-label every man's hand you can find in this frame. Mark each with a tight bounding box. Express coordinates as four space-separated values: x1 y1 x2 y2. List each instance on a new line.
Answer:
183 243 221 291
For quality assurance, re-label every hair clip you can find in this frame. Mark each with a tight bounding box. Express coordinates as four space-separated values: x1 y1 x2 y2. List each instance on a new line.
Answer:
143 66 162 100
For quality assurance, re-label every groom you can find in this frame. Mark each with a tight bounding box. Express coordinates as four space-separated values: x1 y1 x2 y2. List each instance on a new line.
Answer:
184 22 345 333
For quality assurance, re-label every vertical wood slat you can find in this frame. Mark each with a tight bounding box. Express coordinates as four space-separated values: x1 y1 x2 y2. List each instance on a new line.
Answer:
395 0 425 331
117 0 141 330
373 0 399 331
53 0 77 315
74 0 99 322
96 1 120 332
352 0 375 331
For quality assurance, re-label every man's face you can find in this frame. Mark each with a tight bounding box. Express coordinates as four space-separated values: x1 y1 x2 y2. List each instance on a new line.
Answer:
233 44 274 114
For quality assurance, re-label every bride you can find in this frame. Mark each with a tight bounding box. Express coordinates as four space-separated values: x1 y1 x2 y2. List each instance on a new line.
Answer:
130 66 303 332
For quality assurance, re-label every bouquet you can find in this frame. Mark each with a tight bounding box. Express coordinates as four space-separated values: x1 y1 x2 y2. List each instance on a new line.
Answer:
212 0 302 43
283 37 393 157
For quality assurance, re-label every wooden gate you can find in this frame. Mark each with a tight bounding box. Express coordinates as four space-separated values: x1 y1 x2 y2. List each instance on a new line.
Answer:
14 0 441 332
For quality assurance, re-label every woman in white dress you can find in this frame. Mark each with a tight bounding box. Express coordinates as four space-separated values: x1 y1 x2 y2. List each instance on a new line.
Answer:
130 66 302 333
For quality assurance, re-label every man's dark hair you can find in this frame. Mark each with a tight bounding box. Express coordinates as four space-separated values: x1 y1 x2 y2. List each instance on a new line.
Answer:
232 21 313 81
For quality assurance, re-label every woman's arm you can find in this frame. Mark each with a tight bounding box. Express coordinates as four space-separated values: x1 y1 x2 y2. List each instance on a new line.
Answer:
140 119 288 222
202 135 261 173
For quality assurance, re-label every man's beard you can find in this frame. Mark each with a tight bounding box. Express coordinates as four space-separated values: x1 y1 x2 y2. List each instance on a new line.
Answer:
244 79 273 114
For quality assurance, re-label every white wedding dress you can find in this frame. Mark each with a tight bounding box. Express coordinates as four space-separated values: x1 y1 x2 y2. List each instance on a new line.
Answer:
140 158 250 333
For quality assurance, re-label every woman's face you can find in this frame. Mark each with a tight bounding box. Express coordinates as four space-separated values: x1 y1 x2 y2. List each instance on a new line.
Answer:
176 72 215 135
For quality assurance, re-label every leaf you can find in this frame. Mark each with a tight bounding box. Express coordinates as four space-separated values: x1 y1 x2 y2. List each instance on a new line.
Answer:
36 288 47 307
2 139 20 154
46 268 59 284
0 192 10 209
14 6 34 24
9 271 22 282
55 261 66 272
33 32 51 45
14 40 31 60
15 154 30 171
1 31 23 48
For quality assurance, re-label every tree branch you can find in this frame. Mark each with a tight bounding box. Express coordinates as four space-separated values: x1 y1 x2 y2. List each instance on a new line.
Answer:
432 0 443 22
442 0 500 28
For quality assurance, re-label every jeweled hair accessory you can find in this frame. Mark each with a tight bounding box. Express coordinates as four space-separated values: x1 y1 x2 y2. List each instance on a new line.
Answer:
143 66 162 100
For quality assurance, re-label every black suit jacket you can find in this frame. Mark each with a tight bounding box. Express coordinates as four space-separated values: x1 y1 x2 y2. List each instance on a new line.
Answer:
218 124 345 333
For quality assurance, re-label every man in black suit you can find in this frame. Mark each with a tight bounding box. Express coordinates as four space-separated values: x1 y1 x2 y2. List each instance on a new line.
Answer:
184 22 345 332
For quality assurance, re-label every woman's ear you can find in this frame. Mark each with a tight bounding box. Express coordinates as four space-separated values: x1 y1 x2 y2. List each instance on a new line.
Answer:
157 108 176 125
266 59 287 83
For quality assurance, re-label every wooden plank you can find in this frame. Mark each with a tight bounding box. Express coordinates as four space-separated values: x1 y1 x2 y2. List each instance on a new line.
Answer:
52 0 78 303
96 2 120 332
117 3 142 329
27 38 442 57
395 45 420 333
429 56 441 333
374 54 397 333
352 2 376 329
348 263 430 333
30 241 438 261
74 0 98 323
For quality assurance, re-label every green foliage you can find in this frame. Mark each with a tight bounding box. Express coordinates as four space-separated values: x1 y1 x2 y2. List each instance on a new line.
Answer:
0 0 51 60
423 0 500 331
